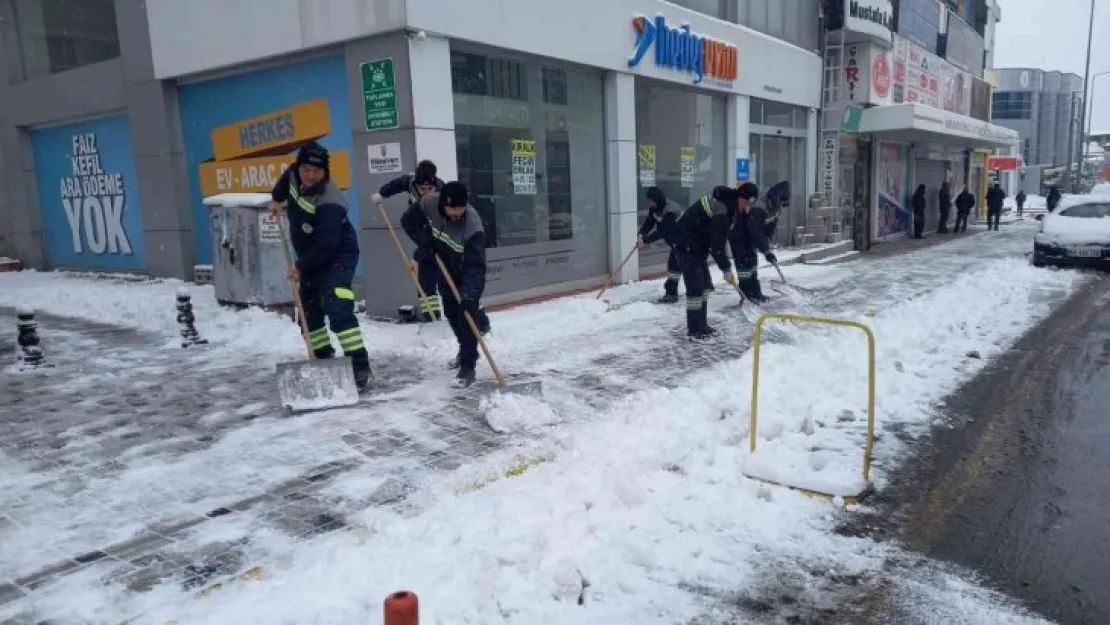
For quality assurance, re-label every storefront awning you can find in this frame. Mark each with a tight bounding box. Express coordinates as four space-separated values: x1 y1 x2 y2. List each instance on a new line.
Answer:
857 103 1019 150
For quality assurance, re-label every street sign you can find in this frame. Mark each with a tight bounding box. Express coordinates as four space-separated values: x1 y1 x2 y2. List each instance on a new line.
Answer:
735 157 751 182
361 58 399 132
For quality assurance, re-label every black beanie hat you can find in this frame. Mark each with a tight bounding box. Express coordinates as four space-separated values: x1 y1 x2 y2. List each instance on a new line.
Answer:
440 181 468 208
712 185 736 203
296 141 330 173
645 186 666 209
735 182 759 200
414 160 437 186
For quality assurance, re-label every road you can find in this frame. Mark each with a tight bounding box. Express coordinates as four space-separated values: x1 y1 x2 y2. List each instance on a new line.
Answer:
851 270 1110 625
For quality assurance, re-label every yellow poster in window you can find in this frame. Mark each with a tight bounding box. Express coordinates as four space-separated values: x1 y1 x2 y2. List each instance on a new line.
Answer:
680 146 696 188
511 139 537 195
638 144 656 186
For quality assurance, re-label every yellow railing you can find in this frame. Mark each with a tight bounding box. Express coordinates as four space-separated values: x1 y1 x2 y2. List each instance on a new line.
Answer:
749 313 877 483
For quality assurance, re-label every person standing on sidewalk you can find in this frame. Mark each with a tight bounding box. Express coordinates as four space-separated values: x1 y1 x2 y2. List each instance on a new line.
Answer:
986 182 1006 231
911 184 927 239
937 182 952 234
1016 190 1026 217
269 141 372 391
728 182 777 304
404 182 488 387
674 185 737 342
954 185 975 233
637 186 683 304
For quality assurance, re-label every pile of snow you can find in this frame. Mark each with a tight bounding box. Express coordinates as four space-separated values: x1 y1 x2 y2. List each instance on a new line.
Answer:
1090 182 1110 196
11 253 1079 625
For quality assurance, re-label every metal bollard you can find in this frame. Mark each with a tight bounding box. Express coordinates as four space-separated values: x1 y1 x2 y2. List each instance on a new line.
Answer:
176 290 209 348
15 308 53 370
383 590 418 625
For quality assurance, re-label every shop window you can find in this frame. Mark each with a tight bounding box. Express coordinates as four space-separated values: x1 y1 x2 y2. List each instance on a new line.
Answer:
13 0 120 80
451 50 606 260
634 80 727 270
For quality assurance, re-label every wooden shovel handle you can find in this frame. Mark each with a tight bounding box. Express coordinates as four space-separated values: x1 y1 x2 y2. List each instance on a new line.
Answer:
596 244 639 300
433 254 507 388
276 210 316 361
377 200 439 321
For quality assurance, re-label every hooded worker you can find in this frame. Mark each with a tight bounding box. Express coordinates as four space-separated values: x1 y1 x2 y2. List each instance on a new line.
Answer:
637 186 684 303
405 182 488 387
269 141 371 391
674 185 737 342
728 182 777 304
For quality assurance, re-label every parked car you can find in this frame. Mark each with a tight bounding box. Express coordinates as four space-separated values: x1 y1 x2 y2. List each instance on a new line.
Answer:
1032 195 1110 268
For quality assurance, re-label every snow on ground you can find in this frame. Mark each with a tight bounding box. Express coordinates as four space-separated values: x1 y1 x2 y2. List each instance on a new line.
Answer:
0 224 1075 624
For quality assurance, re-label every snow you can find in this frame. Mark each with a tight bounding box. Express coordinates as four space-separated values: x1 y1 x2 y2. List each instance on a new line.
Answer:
1035 194 1110 244
0 227 1078 625
1090 182 1110 196
202 193 272 207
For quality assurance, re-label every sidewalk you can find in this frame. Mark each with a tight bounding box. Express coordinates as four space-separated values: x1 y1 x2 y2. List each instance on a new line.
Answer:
0 222 1083 624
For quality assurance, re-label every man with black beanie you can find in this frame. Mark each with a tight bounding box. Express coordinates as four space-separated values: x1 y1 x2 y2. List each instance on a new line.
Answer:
637 186 683 303
268 141 371 390
674 185 738 342
404 182 488 387
728 181 777 304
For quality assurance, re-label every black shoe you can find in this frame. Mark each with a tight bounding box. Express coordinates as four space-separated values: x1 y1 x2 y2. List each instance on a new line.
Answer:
687 331 715 343
353 366 373 392
453 366 476 387
313 347 335 359
658 293 679 304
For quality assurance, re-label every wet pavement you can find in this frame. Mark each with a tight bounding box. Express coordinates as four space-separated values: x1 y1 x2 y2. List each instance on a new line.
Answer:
838 270 1110 625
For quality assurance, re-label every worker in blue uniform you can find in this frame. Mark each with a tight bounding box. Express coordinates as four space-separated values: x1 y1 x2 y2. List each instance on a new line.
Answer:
673 185 738 341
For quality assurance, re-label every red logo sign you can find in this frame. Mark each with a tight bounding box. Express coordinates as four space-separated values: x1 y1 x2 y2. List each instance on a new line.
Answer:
872 53 891 99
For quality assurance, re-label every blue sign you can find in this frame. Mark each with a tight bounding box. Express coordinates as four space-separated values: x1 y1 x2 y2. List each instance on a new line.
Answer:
30 115 147 270
735 157 751 183
178 55 358 268
627 14 737 85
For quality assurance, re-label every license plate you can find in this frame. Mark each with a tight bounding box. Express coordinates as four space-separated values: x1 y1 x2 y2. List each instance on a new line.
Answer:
1068 247 1102 258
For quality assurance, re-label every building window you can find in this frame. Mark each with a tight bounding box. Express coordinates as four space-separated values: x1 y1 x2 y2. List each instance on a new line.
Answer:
895 0 942 54
749 98 809 244
992 91 1033 120
634 79 727 272
668 0 737 22
450 49 607 286
13 0 120 80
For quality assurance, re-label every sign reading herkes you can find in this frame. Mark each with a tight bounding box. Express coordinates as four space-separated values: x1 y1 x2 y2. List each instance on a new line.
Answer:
628 14 738 85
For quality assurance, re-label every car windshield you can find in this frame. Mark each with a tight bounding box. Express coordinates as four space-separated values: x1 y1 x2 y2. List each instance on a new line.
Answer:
1058 202 1110 219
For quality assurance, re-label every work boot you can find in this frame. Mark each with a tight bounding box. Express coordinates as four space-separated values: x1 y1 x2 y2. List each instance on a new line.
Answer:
687 330 716 343
454 365 476 387
313 346 335 360
658 293 679 304
353 365 373 392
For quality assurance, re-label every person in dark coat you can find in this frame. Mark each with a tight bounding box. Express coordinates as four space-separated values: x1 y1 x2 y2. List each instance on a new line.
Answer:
1046 186 1062 213
986 183 1006 231
763 180 790 243
954 185 975 233
637 186 683 303
728 182 777 304
376 161 491 334
403 182 488 387
674 185 737 342
1015 190 1026 216
268 141 371 390
937 182 952 234
911 184 927 239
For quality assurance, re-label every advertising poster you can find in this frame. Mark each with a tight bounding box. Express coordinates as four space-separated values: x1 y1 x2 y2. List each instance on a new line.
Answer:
893 36 940 108
29 114 147 270
178 55 357 266
511 139 538 195
876 141 910 237
680 146 695 188
638 144 657 186
941 64 971 115
368 142 403 174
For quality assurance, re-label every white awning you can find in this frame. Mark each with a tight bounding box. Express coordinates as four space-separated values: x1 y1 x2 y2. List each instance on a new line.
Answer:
857 103 1019 149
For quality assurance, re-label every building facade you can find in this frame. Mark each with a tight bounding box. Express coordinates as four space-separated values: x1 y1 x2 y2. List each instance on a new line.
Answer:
991 68 1084 172
0 0 822 318
820 0 1017 243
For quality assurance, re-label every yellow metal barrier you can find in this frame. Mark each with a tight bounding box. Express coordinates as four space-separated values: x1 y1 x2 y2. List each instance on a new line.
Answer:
748 313 877 503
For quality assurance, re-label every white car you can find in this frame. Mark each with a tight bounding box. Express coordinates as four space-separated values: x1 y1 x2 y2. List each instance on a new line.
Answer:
1032 194 1110 268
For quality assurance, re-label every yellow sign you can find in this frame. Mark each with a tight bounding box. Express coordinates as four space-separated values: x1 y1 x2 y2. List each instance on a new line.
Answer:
199 151 352 195
198 98 352 195
511 139 536 156
510 139 537 196
637 145 656 168
210 98 332 162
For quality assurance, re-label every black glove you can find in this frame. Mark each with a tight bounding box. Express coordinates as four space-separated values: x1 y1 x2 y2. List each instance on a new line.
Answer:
765 252 778 265
461 298 480 319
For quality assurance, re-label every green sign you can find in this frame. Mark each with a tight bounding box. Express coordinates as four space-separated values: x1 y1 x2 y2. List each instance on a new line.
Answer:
361 58 398 131
840 104 863 133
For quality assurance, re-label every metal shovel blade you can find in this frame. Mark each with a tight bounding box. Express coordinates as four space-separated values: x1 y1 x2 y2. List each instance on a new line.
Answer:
277 356 360 413
473 373 543 397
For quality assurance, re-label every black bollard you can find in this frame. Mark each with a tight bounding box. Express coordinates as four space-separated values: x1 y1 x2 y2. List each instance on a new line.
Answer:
176 290 209 348
15 308 53 370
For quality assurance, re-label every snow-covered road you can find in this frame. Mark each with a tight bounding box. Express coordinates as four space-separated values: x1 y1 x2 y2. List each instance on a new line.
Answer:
0 223 1077 624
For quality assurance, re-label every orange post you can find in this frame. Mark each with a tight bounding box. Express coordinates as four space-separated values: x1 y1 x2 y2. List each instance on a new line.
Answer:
383 590 419 625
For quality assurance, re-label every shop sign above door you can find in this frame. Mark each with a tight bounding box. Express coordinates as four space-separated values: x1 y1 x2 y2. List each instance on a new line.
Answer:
628 14 737 86
844 0 894 44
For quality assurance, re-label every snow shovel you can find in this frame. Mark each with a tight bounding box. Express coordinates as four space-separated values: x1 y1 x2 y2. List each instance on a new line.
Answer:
433 254 542 396
275 214 360 412
596 244 638 301
376 200 448 341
